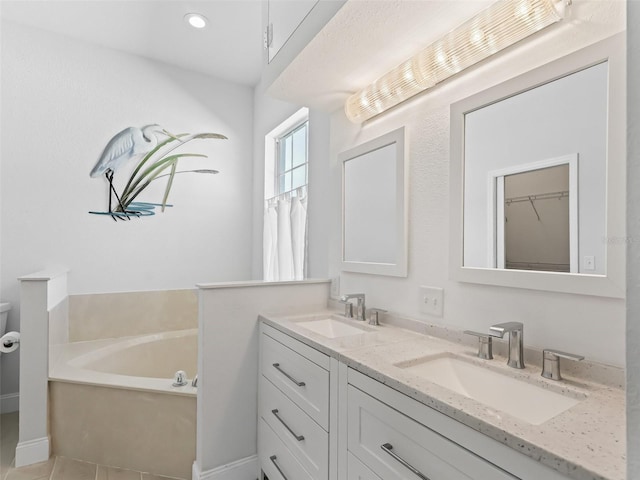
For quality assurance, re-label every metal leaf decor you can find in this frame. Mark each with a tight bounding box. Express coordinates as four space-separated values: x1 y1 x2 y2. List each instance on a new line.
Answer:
89 126 227 221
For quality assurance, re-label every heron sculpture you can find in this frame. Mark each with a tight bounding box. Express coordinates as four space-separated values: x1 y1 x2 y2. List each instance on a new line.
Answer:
90 124 175 220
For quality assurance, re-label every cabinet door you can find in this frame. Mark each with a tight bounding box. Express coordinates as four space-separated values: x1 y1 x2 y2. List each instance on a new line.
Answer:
347 386 516 480
347 452 382 480
268 0 319 62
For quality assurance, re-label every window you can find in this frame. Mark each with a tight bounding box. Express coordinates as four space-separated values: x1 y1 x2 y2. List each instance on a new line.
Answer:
263 108 309 282
264 107 309 201
275 121 308 196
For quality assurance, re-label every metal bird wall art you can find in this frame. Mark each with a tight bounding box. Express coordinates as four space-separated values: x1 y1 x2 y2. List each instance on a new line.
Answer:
89 125 227 221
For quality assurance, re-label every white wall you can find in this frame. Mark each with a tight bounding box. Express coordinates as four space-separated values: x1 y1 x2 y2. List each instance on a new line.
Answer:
323 5 626 367
0 17 5 411
626 1 639 477
195 281 330 477
1 21 255 397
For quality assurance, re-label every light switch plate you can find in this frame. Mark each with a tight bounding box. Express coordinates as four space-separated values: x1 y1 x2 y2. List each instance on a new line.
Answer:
419 286 444 317
330 277 340 299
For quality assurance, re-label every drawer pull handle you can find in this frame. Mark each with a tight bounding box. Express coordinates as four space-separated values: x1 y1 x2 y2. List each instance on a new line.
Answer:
272 409 305 441
269 455 289 480
272 363 306 387
381 443 431 480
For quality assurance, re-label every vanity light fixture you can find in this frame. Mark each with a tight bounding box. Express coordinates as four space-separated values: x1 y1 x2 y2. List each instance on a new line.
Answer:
345 0 569 123
184 13 208 29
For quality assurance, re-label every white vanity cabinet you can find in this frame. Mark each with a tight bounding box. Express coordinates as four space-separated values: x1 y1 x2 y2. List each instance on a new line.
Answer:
346 369 573 480
258 324 337 480
346 384 516 480
258 322 575 480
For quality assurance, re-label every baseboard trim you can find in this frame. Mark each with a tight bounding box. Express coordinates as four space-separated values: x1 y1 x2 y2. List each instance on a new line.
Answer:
0 392 19 413
192 455 259 480
15 436 50 467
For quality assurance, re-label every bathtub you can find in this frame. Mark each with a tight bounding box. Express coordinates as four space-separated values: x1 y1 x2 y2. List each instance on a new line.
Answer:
49 329 198 479
50 328 198 393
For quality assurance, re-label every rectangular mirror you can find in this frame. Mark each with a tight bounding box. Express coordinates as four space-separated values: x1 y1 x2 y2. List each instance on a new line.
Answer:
450 35 625 297
341 127 408 276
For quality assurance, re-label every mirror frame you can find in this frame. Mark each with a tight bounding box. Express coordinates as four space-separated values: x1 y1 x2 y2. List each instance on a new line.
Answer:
450 34 625 298
340 127 408 277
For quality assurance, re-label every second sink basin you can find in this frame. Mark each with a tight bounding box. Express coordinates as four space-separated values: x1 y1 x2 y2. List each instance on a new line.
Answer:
396 354 584 425
295 317 372 339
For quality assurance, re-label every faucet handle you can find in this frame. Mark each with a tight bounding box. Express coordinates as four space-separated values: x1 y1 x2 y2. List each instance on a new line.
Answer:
368 308 387 326
340 300 354 318
464 331 493 360
541 349 584 381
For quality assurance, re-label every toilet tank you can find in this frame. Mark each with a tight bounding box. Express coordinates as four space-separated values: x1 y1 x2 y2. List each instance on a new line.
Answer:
0 302 11 336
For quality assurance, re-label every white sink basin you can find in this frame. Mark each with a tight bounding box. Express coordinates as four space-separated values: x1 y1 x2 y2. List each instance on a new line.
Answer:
295 318 371 339
397 355 584 425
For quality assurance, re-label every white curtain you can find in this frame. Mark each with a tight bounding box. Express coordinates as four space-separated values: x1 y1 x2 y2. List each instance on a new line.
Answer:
263 202 279 281
263 194 307 281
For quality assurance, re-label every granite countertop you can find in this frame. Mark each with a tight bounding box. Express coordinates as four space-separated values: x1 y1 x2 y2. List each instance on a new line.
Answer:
259 311 625 480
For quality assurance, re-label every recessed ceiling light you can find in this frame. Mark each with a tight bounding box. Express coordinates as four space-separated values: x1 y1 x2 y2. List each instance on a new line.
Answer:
184 13 208 29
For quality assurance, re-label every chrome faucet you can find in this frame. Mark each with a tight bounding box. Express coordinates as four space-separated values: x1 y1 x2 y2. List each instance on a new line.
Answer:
340 293 366 321
488 322 525 369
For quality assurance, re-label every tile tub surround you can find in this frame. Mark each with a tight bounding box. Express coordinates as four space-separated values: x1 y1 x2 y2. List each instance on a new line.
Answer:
3 456 185 480
49 382 195 479
69 290 197 342
260 311 625 480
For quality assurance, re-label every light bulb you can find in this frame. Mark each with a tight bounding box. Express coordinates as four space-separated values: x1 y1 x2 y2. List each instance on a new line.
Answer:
345 0 566 123
184 13 208 29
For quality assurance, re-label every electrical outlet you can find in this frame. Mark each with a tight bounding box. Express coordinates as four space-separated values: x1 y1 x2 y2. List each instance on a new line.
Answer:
330 277 340 298
419 286 444 317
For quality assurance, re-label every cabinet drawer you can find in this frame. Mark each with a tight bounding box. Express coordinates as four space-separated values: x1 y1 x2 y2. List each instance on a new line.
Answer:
260 376 328 480
348 452 383 480
259 418 313 480
261 333 329 429
347 385 516 480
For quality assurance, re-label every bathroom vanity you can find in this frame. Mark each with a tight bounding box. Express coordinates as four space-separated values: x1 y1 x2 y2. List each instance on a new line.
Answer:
257 313 624 480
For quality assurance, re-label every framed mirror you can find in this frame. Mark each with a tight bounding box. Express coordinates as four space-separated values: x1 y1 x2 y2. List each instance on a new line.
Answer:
340 127 408 276
450 34 625 297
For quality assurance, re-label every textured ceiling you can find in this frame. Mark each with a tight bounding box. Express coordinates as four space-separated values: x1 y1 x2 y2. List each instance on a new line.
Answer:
0 0 264 86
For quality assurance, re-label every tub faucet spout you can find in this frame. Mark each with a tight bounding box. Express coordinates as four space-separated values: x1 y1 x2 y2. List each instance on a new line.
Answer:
172 370 188 387
192 374 198 388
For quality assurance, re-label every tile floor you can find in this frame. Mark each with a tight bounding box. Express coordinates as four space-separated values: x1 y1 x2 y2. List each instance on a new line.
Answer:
1 413 19 480
1 413 184 480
